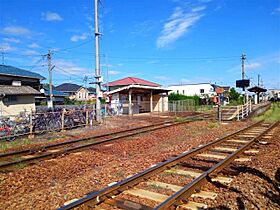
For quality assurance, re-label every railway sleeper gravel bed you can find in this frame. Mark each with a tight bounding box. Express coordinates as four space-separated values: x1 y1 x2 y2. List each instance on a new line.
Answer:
58 120 279 210
0 113 211 171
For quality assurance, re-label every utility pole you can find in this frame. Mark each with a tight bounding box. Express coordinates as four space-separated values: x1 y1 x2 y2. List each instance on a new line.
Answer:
241 53 246 80
47 49 54 108
258 74 260 86
241 53 247 103
94 0 102 122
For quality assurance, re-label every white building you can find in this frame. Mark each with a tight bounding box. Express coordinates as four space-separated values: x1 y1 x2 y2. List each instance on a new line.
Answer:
168 83 217 98
268 89 280 101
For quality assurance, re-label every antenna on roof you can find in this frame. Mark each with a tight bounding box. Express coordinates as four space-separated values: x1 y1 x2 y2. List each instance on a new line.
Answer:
83 75 89 88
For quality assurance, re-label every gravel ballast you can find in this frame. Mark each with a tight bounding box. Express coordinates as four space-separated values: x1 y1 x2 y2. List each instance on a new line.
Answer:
0 120 251 209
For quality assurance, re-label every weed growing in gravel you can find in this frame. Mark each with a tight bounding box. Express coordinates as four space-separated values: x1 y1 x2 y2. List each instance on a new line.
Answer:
115 171 125 178
14 162 27 169
149 183 163 190
0 143 9 150
208 122 217 129
12 156 21 162
22 138 31 145
175 117 186 122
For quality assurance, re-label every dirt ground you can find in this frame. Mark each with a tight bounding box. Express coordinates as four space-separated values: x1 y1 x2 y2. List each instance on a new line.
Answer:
0 115 174 153
0 117 246 210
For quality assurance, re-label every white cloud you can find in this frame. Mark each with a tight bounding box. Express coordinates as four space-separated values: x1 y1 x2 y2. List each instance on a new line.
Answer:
28 42 40 49
246 62 261 70
154 76 170 80
54 59 90 75
272 7 280 14
1 26 31 36
70 33 88 42
156 6 205 48
0 42 17 52
147 60 160 64
23 50 39 56
41 12 63 21
2 37 20 43
108 70 120 75
192 6 206 12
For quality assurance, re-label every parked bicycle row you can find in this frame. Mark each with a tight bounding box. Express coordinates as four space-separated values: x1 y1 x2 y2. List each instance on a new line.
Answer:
0 107 95 141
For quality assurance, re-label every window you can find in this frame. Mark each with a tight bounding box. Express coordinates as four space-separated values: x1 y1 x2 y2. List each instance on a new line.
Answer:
7 95 17 102
177 90 179 94
200 89 205 94
182 90 185 95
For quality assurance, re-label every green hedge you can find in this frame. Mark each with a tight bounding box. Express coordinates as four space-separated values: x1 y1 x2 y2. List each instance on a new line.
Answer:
168 93 200 105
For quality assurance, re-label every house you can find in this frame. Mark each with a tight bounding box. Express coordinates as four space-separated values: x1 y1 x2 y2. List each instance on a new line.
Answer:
268 89 280 101
168 83 218 98
104 77 170 115
36 88 68 105
54 83 96 101
0 64 44 116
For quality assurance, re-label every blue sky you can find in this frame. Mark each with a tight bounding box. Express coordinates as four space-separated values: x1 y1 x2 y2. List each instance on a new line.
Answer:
0 0 279 89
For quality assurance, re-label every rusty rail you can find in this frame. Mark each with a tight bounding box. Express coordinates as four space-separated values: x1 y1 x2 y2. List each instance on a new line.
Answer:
155 120 279 209
0 113 210 170
57 120 266 210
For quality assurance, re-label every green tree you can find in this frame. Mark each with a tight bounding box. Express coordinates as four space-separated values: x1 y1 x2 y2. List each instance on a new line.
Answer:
229 88 240 101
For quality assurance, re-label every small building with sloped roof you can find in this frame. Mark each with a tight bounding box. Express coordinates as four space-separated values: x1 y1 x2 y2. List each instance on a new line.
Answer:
104 77 170 115
0 65 44 116
55 83 96 101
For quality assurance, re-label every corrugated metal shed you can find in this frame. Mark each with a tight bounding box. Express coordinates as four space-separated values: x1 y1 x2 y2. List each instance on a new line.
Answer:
0 65 45 80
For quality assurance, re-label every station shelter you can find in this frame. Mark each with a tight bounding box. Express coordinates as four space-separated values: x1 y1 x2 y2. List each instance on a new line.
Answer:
248 86 267 104
104 77 170 115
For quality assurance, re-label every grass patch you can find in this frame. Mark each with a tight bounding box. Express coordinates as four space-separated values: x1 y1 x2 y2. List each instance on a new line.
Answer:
253 103 280 122
174 117 186 122
0 138 33 151
115 171 125 178
14 162 27 169
208 122 217 129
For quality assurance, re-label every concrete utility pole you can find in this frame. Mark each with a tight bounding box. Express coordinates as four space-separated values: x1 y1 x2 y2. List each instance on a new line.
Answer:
258 74 260 86
47 49 54 108
241 53 246 80
94 0 102 122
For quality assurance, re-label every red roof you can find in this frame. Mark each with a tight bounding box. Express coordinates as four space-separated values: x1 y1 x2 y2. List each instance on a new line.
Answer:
104 77 161 87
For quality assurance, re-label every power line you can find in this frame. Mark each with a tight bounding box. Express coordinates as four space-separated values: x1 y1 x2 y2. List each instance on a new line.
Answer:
57 38 94 52
54 65 86 80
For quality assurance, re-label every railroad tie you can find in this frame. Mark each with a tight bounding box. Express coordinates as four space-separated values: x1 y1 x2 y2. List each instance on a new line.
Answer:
164 169 201 178
237 134 258 138
244 149 259 154
226 139 249 143
146 181 217 199
124 188 207 210
164 169 232 184
234 157 251 162
213 146 237 152
196 153 227 159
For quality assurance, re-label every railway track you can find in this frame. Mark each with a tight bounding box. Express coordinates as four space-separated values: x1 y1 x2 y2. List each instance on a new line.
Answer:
58 120 279 210
0 113 210 171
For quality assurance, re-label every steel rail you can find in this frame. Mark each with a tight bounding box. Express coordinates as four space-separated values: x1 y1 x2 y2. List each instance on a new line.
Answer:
0 113 209 158
0 114 207 169
155 120 279 209
57 120 263 210
0 120 173 158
